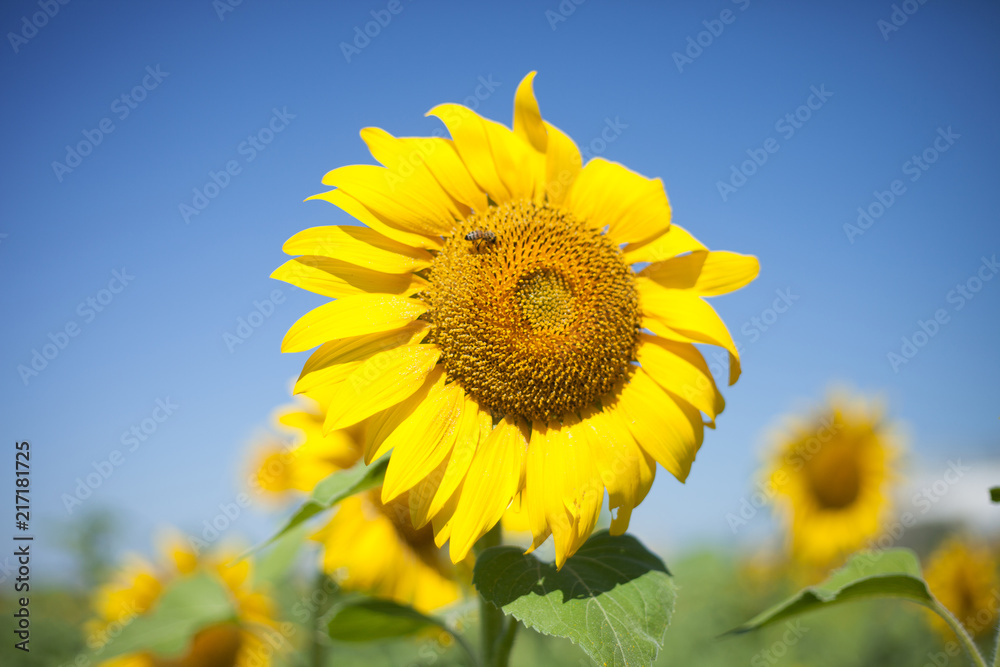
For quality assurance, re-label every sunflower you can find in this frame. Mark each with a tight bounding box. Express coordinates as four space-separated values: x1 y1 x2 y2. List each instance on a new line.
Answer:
924 537 1000 640
274 71 759 568
89 534 281 667
252 399 465 613
764 391 902 566
251 396 363 495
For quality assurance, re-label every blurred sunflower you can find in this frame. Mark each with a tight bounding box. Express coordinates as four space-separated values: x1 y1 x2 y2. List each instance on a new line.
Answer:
764 391 902 566
275 71 758 568
89 536 280 667
252 398 465 613
924 537 999 640
251 396 363 495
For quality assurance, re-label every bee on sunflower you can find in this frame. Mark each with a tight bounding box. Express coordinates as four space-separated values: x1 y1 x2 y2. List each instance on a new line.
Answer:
87 534 282 667
763 390 903 567
273 71 759 568
251 396 466 613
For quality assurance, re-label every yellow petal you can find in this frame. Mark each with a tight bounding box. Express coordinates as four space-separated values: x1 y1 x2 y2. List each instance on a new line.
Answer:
582 407 656 535
282 225 432 274
525 419 604 568
612 369 704 482
563 158 671 246
373 135 489 213
363 367 442 464
360 127 472 219
543 121 582 205
322 164 457 237
272 256 428 299
622 222 706 264
635 333 725 425
411 395 489 527
294 322 429 396
428 104 539 203
281 294 428 353
308 189 442 250
640 250 760 296
381 379 464 502
323 344 441 431
638 279 741 385
448 417 528 562
513 71 548 153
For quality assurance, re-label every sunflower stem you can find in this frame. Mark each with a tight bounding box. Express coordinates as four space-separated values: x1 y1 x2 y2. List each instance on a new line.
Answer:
310 572 330 667
932 599 988 667
475 523 507 667
494 616 519 667
992 618 1000 667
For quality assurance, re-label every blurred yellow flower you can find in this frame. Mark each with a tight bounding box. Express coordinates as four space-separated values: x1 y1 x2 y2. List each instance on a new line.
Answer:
275 71 758 568
313 489 466 614
924 537 1000 640
252 397 465 613
764 391 902 566
250 397 363 495
89 535 281 667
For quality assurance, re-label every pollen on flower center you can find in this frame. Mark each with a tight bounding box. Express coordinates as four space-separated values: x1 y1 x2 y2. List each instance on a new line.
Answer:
515 269 575 330
424 201 640 422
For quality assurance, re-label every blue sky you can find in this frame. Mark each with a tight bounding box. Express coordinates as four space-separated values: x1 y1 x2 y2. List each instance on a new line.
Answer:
2 0 998 580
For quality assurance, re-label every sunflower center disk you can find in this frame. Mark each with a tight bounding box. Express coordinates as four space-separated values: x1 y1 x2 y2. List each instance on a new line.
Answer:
426 201 640 422
804 441 863 509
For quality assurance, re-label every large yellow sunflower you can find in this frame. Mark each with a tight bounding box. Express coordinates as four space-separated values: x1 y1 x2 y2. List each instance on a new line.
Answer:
89 534 281 667
924 537 999 640
252 398 465 613
764 391 902 566
274 71 759 568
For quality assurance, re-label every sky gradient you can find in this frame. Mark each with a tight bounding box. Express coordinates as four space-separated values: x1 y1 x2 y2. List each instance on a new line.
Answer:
2 0 998 581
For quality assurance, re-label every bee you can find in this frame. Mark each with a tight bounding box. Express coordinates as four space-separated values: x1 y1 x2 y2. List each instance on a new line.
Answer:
464 229 497 243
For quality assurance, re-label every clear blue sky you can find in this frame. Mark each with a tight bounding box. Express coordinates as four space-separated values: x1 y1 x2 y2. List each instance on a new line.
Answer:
2 0 998 580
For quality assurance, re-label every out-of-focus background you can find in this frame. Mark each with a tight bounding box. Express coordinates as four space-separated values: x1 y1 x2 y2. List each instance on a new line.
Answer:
1 0 998 665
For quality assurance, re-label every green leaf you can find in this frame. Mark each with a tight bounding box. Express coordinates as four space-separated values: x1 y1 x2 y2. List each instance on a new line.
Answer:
473 530 676 667
990 486 1000 503
245 458 388 558
252 520 308 586
327 598 445 642
99 572 236 659
730 548 934 634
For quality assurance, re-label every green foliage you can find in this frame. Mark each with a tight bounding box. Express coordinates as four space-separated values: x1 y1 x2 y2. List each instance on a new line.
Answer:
990 486 1000 503
99 572 235 660
474 531 676 667
327 598 448 642
730 548 935 634
247 458 388 557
